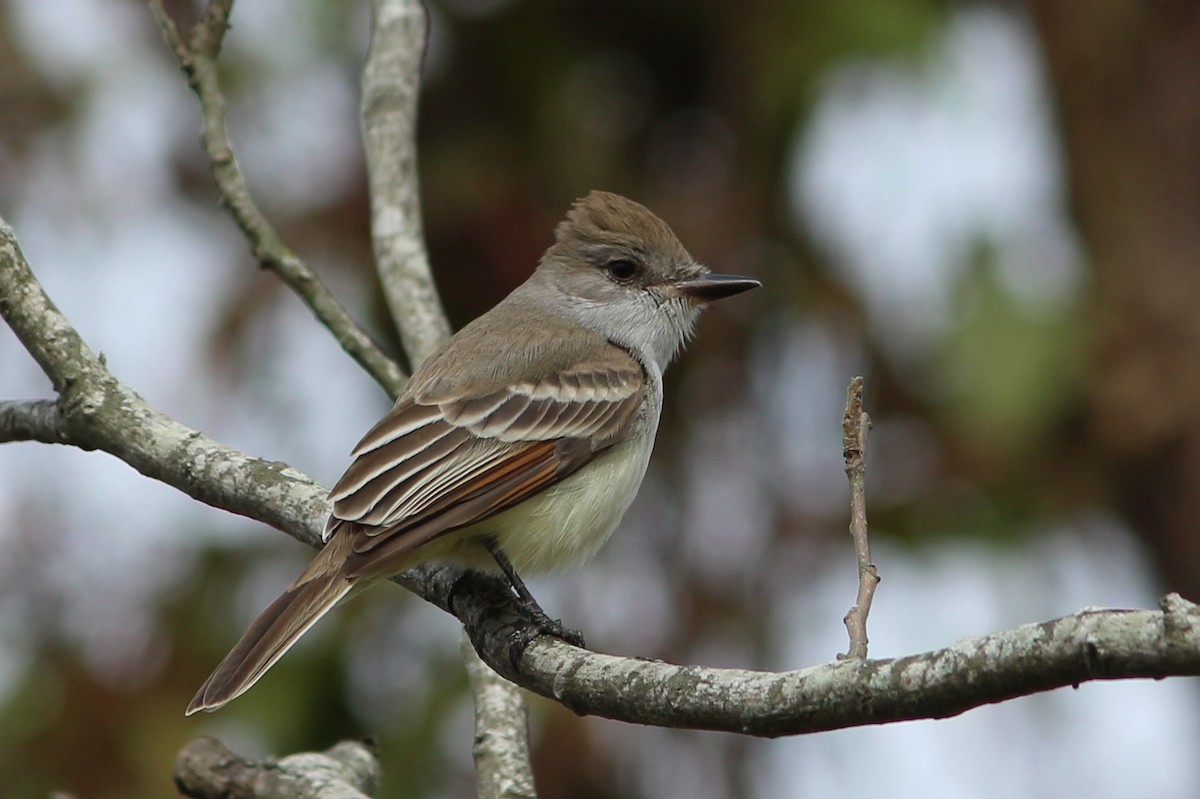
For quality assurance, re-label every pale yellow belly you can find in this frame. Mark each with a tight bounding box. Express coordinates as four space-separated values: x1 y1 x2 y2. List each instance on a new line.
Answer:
417 428 656 574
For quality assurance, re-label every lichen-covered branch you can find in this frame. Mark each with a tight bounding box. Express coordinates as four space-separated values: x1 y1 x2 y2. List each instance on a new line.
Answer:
447 583 1200 738
462 634 538 799
174 737 381 799
361 0 451 366
148 0 406 397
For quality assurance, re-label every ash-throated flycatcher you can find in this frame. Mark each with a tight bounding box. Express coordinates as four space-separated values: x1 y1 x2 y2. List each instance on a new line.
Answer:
187 191 759 714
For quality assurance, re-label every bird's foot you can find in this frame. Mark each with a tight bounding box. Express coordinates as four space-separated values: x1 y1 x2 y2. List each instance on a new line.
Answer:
507 606 586 669
525 605 586 648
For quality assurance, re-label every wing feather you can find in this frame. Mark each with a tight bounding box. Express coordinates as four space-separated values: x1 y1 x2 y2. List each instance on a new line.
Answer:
504 397 558 440
333 417 461 502
467 393 533 438
350 403 444 456
441 393 508 426
340 426 475 524
343 439 568 570
326 343 646 563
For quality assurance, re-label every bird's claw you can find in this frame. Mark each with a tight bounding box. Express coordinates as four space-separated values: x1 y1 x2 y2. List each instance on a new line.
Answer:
506 611 586 670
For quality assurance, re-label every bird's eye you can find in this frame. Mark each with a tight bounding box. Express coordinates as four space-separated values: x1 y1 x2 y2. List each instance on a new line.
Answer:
605 258 639 282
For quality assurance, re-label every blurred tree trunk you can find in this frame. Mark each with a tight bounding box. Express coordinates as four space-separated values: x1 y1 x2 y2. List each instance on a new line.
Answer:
1031 1 1200 597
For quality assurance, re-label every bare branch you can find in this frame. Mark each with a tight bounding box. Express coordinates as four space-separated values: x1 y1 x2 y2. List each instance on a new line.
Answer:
148 0 407 397
840 376 879 659
462 633 538 799
0 399 69 444
362 0 451 366
0 216 329 544
444 577 1200 738
174 737 380 799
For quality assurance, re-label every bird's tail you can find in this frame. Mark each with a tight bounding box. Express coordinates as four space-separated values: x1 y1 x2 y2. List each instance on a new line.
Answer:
186 547 354 715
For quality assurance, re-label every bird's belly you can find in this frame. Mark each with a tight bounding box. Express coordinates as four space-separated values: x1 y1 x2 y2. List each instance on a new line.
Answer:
465 431 656 573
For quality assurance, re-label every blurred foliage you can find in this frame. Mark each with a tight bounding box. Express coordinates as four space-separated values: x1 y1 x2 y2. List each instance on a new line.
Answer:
940 256 1082 462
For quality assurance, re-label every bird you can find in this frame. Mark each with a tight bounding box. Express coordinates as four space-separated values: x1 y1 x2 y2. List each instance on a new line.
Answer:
187 190 759 714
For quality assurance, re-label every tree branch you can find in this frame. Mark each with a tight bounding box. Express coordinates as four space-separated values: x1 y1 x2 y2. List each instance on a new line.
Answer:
0 216 329 543
361 0 451 366
0 399 69 444
147 0 407 398
6 216 1200 740
462 633 538 799
174 737 380 799
445 579 1200 737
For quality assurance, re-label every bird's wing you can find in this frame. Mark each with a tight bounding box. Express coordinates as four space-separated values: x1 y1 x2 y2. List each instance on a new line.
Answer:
325 348 645 571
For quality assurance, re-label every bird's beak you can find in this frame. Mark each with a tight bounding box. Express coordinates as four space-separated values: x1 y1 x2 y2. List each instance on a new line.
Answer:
672 273 761 303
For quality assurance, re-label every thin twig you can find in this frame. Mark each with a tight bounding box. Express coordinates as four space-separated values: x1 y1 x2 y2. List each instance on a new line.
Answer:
362 0 451 366
840 376 879 659
148 0 407 397
462 633 538 799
